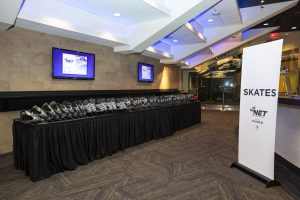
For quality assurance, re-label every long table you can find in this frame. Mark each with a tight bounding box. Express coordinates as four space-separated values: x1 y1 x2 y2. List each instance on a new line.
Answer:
13 102 201 181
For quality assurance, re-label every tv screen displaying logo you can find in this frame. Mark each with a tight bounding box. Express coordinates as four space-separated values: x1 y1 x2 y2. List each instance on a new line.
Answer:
52 48 95 80
62 53 88 75
138 62 154 82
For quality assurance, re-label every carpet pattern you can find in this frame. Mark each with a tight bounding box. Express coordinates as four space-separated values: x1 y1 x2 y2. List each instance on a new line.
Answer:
0 111 298 200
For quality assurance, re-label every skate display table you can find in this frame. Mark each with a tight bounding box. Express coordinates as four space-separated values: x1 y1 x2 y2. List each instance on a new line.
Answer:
13 102 201 181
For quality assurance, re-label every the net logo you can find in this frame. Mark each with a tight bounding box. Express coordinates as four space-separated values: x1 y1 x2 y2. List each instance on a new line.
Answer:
250 106 268 118
64 58 74 63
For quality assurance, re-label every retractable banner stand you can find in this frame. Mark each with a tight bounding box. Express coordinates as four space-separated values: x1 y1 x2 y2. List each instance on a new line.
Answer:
231 39 283 188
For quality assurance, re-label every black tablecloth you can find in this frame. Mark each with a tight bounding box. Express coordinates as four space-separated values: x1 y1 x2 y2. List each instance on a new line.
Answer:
13 102 201 181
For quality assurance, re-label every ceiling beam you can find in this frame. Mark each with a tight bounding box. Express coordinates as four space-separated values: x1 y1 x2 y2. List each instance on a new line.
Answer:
16 0 129 45
16 18 127 47
142 0 171 15
142 46 174 59
184 27 279 69
0 0 24 31
161 0 298 65
114 0 221 54
184 22 206 42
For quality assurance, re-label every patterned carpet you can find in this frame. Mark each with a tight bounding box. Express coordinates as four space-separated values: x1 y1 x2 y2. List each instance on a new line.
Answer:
0 110 298 200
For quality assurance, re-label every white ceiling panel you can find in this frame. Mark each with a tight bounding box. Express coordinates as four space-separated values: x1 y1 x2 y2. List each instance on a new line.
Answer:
142 47 173 59
0 22 11 31
214 0 236 9
16 18 125 47
197 16 224 28
152 40 171 52
56 0 169 25
56 0 77 4
161 1 298 68
195 0 241 28
162 25 205 46
189 20 204 33
221 15 242 25
0 0 24 31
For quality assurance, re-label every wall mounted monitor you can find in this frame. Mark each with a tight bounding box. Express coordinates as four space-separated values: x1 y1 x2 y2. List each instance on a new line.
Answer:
52 47 95 80
138 62 154 82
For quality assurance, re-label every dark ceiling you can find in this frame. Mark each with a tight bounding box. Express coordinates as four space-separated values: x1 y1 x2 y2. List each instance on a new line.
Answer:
238 0 300 32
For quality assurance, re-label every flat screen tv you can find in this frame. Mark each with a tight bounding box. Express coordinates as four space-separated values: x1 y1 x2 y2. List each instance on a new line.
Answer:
52 47 95 80
138 62 154 82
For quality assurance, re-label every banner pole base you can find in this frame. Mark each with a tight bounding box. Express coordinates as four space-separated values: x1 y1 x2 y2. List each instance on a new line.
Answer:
230 162 280 188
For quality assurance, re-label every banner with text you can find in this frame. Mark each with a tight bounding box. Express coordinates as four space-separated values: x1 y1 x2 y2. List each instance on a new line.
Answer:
238 39 283 180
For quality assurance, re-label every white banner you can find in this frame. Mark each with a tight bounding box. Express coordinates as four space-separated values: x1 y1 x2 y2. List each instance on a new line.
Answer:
238 39 283 180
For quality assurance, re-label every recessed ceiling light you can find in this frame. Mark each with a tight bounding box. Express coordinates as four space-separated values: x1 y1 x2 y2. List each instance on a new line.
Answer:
173 39 178 43
291 26 297 30
264 23 269 26
211 10 221 16
208 19 213 22
113 12 121 17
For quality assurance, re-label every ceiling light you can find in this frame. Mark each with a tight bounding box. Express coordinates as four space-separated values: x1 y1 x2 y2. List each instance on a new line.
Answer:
211 10 221 16
173 39 178 43
261 0 264 3
291 26 297 30
113 12 121 17
264 23 269 26
197 33 205 41
208 19 213 22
